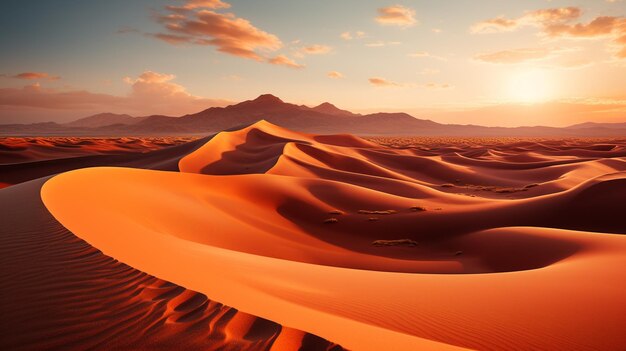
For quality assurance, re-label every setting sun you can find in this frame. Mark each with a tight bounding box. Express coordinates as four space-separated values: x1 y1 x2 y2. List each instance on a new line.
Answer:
507 68 554 103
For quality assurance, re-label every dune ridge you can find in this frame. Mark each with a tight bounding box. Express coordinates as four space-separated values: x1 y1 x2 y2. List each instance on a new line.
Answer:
0 178 344 351
40 121 626 350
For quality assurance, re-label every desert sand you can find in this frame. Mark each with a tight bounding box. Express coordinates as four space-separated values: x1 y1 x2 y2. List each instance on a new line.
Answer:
2 121 625 350
0 136 196 164
0 136 203 189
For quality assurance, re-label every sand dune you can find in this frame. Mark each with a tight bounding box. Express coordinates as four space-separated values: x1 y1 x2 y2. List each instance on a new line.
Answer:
0 136 196 164
0 179 343 351
36 121 626 350
0 136 208 188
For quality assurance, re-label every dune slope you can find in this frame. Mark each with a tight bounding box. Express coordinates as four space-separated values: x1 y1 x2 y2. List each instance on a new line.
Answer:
0 178 344 351
0 136 209 188
40 121 626 350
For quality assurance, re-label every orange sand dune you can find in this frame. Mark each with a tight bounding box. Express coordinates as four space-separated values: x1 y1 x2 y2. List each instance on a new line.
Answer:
0 178 343 351
0 136 208 188
0 136 197 165
40 121 626 350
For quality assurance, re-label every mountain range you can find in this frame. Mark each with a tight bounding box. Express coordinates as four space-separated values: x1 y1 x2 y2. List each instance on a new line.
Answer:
1 94 625 137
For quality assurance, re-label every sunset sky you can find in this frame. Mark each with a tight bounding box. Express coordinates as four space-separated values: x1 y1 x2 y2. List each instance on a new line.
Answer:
1 0 625 126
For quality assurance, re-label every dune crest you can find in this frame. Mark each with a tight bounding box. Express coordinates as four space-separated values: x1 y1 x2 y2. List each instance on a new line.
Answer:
41 122 626 350
0 179 343 350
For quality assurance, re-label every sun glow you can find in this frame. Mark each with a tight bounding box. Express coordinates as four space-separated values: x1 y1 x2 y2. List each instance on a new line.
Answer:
507 68 554 103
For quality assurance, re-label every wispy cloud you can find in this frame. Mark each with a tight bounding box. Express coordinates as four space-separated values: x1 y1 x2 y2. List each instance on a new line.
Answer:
0 70 229 118
340 31 365 40
471 7 626 59
423 82 452 89
269 55 304 69
2 72 61 81
327 71 344 79
365 41 401 47
471 7 582 34
473 47 573 64
300 44 332 55
375 5 417 27
407 51 446 60
152 0 283 62
166 0 230 11
369 77 404 87
470 17 519 34
368 77 451 89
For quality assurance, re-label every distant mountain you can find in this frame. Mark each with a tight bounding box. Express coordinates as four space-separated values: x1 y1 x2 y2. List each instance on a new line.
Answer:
310 102 358 117
98 94 441 135
567 122 626 130
1 94 625 137
65 113 145 128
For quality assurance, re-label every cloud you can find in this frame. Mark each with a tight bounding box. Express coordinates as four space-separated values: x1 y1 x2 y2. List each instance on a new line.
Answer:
340 32 352 40
368 77 403 87
340 31 365 40
543 16 626 58
368 77 449 89
474 47 566 64
300 44 332 55
150 33 195 45
327 71 344 79
471 7 626 59
120 70 230 113
375 5 417 27
407 51 446 60
124 71 193 102
366 41 401 47
269 55 304 69
471 7 582 34
615 34 626 58
166 0 230 12
180 0 230 9
151 1 326 67
543 16 622 38
0 83 122 110
0 70 230 122
5 72 61 81
152 2 282 62
423 83 452 89
471 17 519 34
526 7 582 24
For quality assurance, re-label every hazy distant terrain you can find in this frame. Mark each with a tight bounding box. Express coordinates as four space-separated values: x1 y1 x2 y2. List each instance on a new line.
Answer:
2 94 625 137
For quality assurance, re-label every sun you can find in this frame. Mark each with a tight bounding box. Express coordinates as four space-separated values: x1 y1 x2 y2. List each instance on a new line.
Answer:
507 68 554 103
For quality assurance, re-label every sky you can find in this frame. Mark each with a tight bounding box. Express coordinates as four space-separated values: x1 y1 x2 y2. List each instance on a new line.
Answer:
0 0 625 127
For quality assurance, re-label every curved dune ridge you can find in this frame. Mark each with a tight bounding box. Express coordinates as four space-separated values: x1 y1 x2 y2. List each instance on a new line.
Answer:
41 121 626 350
0 179 343 351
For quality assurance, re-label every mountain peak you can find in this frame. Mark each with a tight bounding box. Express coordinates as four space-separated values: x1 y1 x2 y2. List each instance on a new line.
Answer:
315 102 336 109
311 102 356 117
65 112 138 128
252 94 283 104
